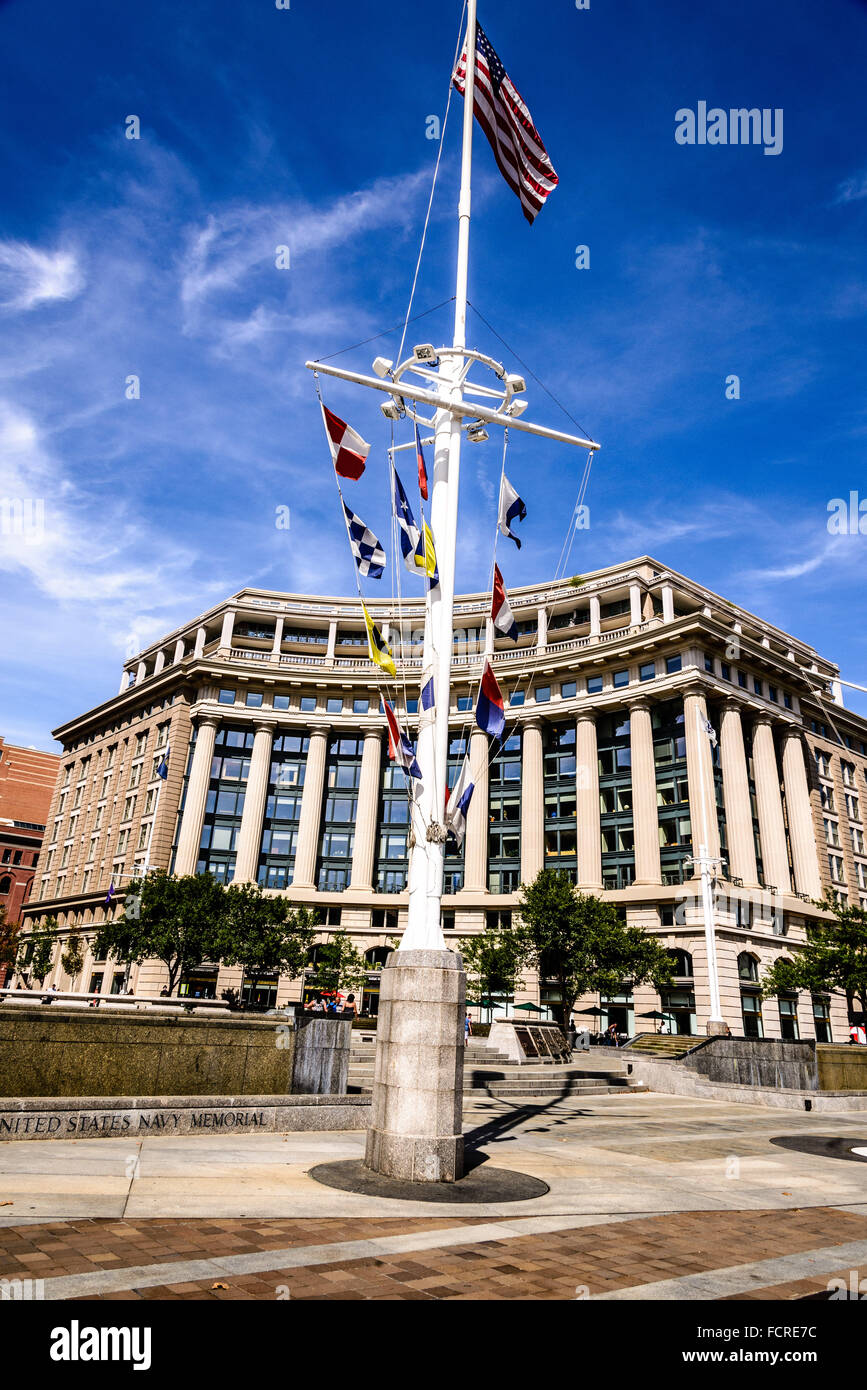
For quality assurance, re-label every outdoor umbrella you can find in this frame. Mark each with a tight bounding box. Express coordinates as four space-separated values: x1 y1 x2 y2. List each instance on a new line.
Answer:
639 1010 670 1021
577 1006 605 1017
513 1002 545 1013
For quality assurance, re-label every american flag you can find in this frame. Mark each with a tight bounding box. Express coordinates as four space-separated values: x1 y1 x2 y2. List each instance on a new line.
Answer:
453 22 559 224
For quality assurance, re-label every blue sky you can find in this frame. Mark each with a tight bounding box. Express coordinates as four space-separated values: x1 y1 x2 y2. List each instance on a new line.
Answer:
1 0 866 751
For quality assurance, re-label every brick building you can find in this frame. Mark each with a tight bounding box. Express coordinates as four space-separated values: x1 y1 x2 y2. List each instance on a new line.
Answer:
0 737 61 984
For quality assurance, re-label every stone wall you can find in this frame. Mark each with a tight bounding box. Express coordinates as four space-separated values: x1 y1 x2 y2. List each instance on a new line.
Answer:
816 1045 867 1092
0 1006 297 1099
683 1037 819 1091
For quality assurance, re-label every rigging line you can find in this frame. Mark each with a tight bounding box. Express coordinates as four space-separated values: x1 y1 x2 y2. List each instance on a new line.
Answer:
396 0 468 369
467 300 598 445
315 370 404 824
313 299 456 365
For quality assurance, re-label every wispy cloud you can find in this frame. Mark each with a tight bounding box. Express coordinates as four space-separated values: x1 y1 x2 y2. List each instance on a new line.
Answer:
833 168 867 205
0 240 85 312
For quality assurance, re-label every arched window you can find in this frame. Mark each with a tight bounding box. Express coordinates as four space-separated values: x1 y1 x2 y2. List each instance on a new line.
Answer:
0 875 11 896
737 952 759 982
666 949 693 977
364 946 390 970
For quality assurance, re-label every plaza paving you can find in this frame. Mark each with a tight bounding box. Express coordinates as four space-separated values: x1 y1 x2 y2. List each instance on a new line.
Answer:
1 1092 866 1300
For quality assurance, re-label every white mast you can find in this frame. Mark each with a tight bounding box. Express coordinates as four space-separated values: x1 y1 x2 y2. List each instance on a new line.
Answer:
306 0 598 950
403 0 478 950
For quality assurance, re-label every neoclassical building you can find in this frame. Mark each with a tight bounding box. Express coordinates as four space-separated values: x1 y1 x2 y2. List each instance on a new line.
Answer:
20 556 867 1040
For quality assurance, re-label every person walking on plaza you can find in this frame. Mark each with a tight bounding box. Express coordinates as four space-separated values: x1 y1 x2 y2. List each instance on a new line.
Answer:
568 1018 578 1052
464 1012 473 1043
342 992 358 1019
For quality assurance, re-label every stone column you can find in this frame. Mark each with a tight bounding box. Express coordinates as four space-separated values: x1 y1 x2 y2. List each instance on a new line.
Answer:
219 609 235 653
463 729 490 893
752 717 791 891
683 688 721 864
135 661 146 685
719 701 759 886
365 948 466 1182
629 583 642 628
292 726 330 889
173 638 185 664
589 594 601 638
270 616 284 663
521 718 544 883
629 699 661 885
118 669 129 695
662 584 675 623
536 606 548 652
349 729 383 891
173 716 220 876
326 620 338 664
194 626 207 659
782 727 822 899
232 722 274 884
576 712 603 889
153 650 166 675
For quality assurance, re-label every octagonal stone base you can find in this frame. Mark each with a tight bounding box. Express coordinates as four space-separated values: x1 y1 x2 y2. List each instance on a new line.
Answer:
364 949 466 1183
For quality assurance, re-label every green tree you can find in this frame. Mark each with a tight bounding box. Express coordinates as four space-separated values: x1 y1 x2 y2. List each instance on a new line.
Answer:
0 902 21 981
761 897 867 1019
515 870 674 1032
60 928 86 986
218 884 316 1000
19 916 58 986
92 871 227 996
460 929 522 1005
307 929 368 998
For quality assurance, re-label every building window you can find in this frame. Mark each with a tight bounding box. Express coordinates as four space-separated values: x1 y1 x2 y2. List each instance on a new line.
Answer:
245 691 263 708
218 689 236 705
753 677 762 696
613 670 629 688
326 698 343 714
639 662 655 682
704 654 713 673
666 655 682 674
768 686 778 704
372 908 399 931
587 676 603 695
561 681 577 698
778 995 799 1040
812 996 832 1043
488 733 522 892
737 671 748 689
301 697 317 713
457 696 472 712
353 699 369 714
273 695 291 711
509 691 525 707
535 686 551 703
720 663 731 681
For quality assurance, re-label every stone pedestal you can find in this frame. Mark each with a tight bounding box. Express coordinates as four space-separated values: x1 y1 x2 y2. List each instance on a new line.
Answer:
705 1019 730 1037
364 949 465 1183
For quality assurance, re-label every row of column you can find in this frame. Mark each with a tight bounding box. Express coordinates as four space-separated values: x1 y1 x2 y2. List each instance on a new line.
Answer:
173 719 384 891
173 689 823 900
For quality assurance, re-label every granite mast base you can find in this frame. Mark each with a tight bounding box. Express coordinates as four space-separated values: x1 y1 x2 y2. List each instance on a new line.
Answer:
364 949 465 1183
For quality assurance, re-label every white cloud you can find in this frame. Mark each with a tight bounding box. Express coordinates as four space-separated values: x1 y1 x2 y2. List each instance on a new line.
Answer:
833 168 867 205
0 240 85 312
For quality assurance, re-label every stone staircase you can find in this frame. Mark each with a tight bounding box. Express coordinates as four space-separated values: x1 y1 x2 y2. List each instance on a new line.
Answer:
625 1033 707 1060
348 1041 646 1100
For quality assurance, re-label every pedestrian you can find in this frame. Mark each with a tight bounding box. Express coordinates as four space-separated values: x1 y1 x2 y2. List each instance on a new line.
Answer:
342 992 358 1018
568 1017 578 1052
306 993 326 1013
464 1012 473 1043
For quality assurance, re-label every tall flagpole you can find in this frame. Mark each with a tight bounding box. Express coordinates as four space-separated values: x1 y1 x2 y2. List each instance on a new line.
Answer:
402 0 478 951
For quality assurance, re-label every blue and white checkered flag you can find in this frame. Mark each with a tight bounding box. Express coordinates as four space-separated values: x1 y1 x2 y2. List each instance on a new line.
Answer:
343 502 386 579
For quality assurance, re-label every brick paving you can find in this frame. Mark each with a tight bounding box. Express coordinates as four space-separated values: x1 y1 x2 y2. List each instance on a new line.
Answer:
4 1207 865 1300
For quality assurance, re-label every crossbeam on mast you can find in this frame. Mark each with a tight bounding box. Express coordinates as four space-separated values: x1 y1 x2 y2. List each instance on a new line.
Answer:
305 360 600 453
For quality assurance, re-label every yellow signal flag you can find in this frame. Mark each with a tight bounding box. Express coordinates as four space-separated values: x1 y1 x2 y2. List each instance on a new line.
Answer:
362 602 396 679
